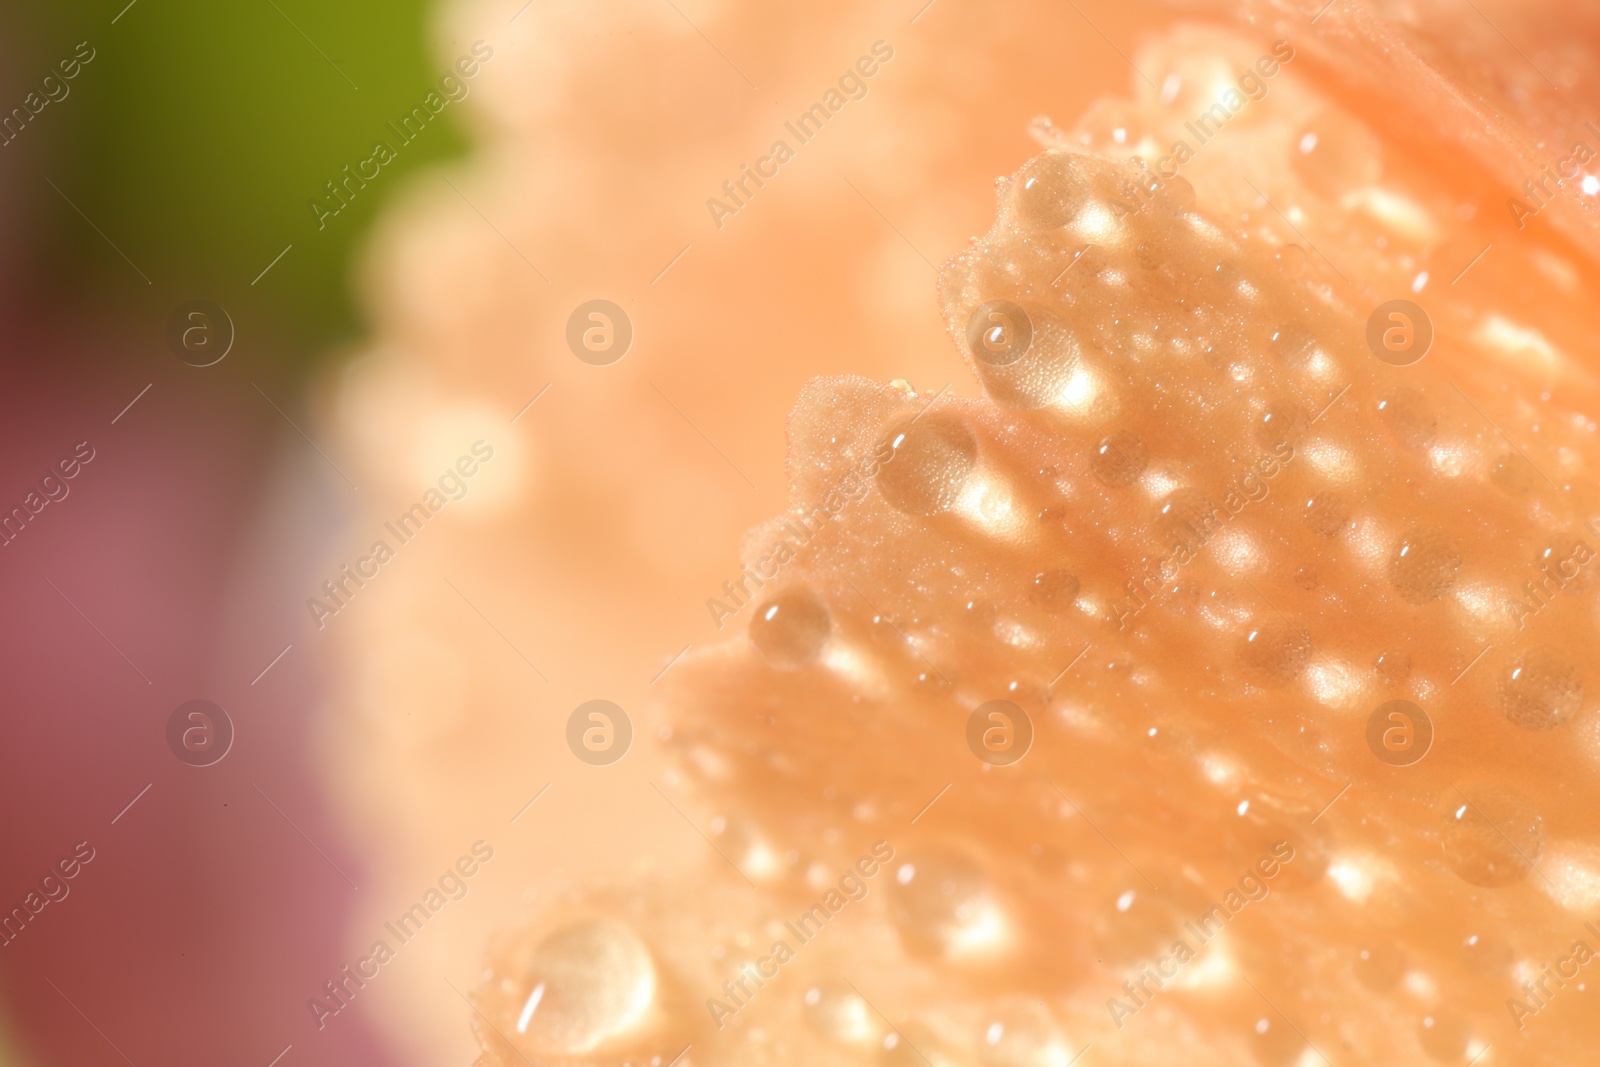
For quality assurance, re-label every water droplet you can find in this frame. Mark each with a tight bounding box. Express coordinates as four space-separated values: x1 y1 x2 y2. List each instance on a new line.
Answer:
1268 322 1317 367
1255 402 1310 453
880 1024 956 1067
1303 491 1351 538
1374 649 1412 687
1538 538 1600 597
1274 244 1308 277
1089 432 1148 487
1249 1014 1307 1067
1154 488 1221 552
877 412 978 516
1237 620 1313 687
515 919 656 1055
1353 943 1405 990
1376 388 1437 450
1460 931 1513 974
966 300 1034 367
801 982 877 1045
972 317 1080 411
1442 787 1543 887
1155 174 1195 215
1014 154 1094 230
1417 1013 1471 1062
749 587 831 669
1028 570 1081 613
1389 526 1461 604
888 848 997 958
978 1002 1069 1067
1291 111 1382 198
1489 453 1537 495
1498 646 1581 730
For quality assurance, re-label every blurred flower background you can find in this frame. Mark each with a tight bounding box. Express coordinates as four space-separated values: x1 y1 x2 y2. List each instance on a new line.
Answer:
0 0 1378 1064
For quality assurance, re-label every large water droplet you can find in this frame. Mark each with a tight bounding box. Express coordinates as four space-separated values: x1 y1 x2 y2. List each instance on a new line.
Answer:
877 412 978 516
1498 646 1581 730
1389 526 1461 604
1352 943 1404 991
1490 453 1538 495
1377 388 1437 451
881 1023 957 1067
1274 244 1308 277
1089 432 1147 487
1268 323 1317 367
1154 488 1222 552
972 318 1080 411
1014 154 1094 230
1442 787 1543 887
1255 402 1310 453
1249 1015 1307 1067
802 982 877 1045
979 1002 1070 1067
1291 111 1382 198
966 300 1033 367
1374 649 1412 687
514 918 656 1055
888 849 998 959
1155 174 1195 215
1029 570 1081 614
1460 931 1513 974
1237 620 1313 687
749 586 831 669
1417 1013 1471 1062
1303 491 1351 538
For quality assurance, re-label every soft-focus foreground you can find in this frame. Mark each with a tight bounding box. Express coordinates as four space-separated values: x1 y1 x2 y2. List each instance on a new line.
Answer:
324 1 1600 1065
